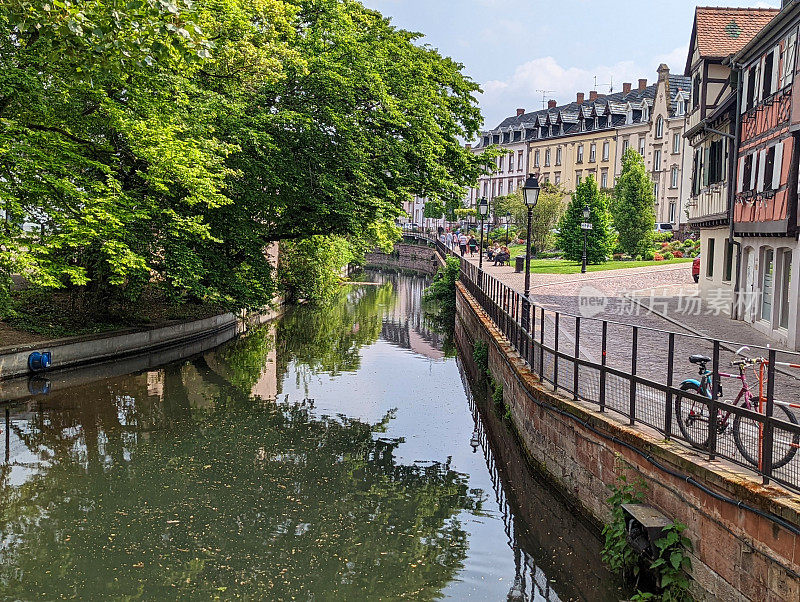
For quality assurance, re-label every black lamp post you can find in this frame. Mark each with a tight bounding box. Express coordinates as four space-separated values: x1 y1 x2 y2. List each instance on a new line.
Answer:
505 211 511 245
521 174 540 331
478 198 488 273
581 203 591 274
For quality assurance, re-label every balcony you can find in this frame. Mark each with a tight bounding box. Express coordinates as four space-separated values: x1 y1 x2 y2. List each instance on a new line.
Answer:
687 183 728 226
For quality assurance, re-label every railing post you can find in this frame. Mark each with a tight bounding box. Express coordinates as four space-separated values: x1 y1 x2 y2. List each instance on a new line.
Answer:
539 308 545 378
553 312 560 391
665 332 675 439
708 340 720 461
629 326 638 425
573 317 580 401
599 321 607 412
762 349 776 484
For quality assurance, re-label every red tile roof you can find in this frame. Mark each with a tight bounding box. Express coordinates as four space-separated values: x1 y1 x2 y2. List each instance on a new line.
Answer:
694 6 780 58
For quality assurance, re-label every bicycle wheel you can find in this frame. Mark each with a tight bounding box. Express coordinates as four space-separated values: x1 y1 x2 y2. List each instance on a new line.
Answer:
733 405 800 470
674 382 713 449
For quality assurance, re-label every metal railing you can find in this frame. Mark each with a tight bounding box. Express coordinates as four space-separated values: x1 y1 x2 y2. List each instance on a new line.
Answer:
426 234 800 494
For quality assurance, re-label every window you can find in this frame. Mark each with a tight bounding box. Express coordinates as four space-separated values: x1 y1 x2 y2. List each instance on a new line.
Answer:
545 149 551 166
692 74 700 109
783 33 797 88
534 150 540 167
577 145 584 163
576 170 582 184
724 242 734 283
707 238 715 278
745 64 757 111
668 202 676 223
601 170 608 189
589 143 596 163
673 133 681 154
602 141 609 161
508 153 514 172
677 98 686 116
742 153 754 192
554 173 561 185
654 149 662 170
764 145 776 191
622 139 630 153
692 149 702 195
639 137 646 156
482 182 488 197
707 139 726 185
556 147 562 165
653 181 658 200
492 180 496 197
508 179 514 193
762 248 775 321
671 166 679 188
498 180 503 195
655 115 664 138
780 250 792 329
517 150 524 171
762 49 775 99
498 156 504 172
642 105 649 122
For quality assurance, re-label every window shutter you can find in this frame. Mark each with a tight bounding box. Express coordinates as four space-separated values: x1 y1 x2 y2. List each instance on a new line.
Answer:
774 141 784 190
742 70 750 113
786 33 797 86
750 153 758 191
772 46 780 94
702 147 709 186
737 156 745 192
721 139 728 180
756 59 763 102
757 149 767 192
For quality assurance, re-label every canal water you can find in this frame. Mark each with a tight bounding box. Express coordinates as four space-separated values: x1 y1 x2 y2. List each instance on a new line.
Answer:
0 272 623 600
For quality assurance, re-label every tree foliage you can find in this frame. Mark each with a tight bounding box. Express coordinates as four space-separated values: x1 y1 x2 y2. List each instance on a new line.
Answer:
495 183 567 254
557 176 614 263
613 148 656 257
0 0 486 316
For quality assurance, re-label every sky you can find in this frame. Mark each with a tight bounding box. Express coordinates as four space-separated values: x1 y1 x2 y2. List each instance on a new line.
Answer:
361 0 781 133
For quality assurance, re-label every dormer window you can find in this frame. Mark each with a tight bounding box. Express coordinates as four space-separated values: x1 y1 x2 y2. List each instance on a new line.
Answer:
548 125 552 136
677 98 685 116
559 124 564 135
594 116 599 130
642 105 650 122
626 108 633 124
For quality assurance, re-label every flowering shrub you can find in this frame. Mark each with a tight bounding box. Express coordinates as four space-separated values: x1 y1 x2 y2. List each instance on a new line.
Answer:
653 253 665 261
672 250 683 258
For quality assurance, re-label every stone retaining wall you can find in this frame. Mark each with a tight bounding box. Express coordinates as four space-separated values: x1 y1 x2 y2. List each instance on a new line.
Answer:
364 242 440 274
456 281 800 601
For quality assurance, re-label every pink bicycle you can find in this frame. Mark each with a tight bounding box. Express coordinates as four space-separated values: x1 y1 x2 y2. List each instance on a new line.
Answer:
674 346 799 469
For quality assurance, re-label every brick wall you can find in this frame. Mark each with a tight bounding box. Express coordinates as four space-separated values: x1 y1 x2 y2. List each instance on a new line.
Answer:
456 282 800 601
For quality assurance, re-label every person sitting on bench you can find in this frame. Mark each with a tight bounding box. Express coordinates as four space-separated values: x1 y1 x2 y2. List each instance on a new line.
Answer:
493 246 511 266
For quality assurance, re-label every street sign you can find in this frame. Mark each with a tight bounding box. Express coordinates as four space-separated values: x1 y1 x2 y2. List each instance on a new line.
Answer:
581 222 593 230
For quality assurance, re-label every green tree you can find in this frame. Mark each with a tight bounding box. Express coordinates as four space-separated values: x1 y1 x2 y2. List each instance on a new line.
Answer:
613 148 656 257
556 176 614 263
494 183 567 254
423 199 445 220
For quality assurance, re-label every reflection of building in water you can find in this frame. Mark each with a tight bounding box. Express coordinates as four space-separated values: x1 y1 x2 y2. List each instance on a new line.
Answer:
372 272 445 360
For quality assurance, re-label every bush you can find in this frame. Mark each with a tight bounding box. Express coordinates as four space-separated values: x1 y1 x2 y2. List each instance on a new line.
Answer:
613 253 625 261
653 232 673 243
660 242 670 249
643 249 655 260
672 250 684 258
682 239 696 248
662 252 674 260
654 253 664 261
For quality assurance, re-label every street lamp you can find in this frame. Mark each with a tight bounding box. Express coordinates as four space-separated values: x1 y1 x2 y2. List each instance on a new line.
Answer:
478 198 488 272
581 203 592 274
521 174 540 331
505 211 511 245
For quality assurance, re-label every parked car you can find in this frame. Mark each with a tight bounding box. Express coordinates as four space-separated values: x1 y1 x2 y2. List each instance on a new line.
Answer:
655 222 674 233
692 254 701 283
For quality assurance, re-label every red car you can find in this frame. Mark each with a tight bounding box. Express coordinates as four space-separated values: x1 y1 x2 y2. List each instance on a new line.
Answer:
692 254 701 283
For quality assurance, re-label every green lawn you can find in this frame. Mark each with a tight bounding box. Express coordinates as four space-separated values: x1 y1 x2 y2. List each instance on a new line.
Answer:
501 244 693 274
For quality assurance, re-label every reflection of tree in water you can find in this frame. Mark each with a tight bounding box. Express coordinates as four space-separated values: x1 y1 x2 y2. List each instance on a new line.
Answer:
276 282 395 379
0 386 479 599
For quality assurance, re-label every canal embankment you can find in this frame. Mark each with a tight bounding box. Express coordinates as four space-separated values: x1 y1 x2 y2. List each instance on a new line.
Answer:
455 278 800 601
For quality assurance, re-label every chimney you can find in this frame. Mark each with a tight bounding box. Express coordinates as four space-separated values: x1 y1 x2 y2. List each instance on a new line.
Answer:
516 108 525 116
623 82 632 94
639 78 648 91
576 92 585 104
589 90 598 101
657 64 670 82
548 99 557 109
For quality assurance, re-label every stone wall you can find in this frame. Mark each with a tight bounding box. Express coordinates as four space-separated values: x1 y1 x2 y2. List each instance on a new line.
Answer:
364 243 440 275
456 281 800 601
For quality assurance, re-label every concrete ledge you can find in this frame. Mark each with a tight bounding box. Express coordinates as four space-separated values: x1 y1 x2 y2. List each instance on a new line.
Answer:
0 312 240 380
456 280 800 601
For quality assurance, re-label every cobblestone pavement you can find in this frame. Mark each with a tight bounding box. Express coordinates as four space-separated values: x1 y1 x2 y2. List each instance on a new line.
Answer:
456 248 800 488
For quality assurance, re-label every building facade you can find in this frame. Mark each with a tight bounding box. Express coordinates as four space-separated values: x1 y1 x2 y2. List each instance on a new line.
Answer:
733 2 799 347
684 6 779 306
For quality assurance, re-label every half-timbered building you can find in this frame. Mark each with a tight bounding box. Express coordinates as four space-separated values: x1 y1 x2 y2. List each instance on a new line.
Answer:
684 6 779 306
733 1 800 348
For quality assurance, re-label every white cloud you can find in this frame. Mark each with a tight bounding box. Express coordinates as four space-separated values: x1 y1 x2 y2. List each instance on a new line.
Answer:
477 45 691 130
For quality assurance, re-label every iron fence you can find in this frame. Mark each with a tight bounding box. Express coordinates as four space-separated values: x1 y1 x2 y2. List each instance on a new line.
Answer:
425 234 800 494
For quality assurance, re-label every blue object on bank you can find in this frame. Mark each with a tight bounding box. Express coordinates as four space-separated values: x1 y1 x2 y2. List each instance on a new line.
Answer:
27 351 52 372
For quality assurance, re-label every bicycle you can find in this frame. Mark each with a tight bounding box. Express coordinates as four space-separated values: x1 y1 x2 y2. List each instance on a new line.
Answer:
674 346 799 470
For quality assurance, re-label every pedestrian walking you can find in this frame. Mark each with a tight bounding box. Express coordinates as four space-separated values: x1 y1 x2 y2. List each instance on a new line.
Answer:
468 234 478 257
458 232 468 256
445 230 453 249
